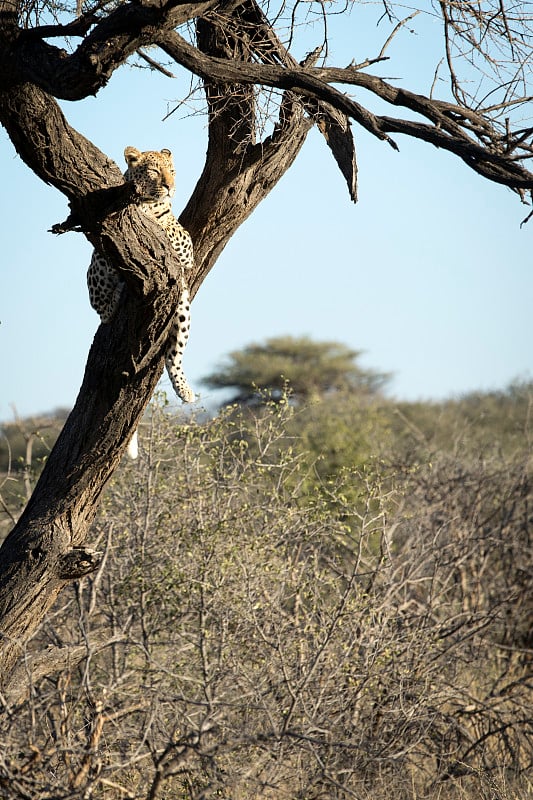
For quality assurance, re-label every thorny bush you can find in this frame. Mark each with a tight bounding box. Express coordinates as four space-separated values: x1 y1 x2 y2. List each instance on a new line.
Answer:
0 398 531 799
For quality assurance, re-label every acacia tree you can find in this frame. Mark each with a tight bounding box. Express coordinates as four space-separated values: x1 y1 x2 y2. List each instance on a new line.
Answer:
202 336 391 405
0 0 532 692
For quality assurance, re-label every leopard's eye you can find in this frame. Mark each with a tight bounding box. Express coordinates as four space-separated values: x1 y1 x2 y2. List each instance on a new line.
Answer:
147 168 160 177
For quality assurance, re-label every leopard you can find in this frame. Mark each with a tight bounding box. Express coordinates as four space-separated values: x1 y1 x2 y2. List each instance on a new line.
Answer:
87 146 195 407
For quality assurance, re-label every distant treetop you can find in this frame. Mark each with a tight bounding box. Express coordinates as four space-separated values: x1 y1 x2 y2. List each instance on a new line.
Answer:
201 336 390 406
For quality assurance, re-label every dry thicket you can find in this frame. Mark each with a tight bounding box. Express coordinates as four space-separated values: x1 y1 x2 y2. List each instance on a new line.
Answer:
1 400 531 799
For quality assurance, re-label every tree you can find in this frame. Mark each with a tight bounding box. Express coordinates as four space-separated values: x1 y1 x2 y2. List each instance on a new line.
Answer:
203 337 393 511
1 0 533 694
202 335 390 405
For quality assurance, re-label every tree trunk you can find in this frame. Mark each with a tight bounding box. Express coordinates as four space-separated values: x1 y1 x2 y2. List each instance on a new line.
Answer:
0 50 312 694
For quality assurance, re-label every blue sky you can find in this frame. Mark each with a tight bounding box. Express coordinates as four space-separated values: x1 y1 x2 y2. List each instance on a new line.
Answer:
1 7 532 421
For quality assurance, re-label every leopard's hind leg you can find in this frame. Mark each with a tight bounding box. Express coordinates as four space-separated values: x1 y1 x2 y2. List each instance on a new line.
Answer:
87 252 124 323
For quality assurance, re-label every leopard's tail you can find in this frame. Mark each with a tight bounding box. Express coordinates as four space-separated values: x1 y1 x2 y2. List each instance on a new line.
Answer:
127 431 139 460
165 289 196 403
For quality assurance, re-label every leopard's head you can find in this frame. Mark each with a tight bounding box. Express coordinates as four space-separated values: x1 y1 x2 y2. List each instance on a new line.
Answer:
124 147 176 202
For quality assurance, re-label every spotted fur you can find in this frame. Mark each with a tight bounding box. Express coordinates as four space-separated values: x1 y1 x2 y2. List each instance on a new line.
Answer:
87 146 195 403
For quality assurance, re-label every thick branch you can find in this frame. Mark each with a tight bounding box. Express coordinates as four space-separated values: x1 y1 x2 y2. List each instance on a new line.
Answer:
157 30 533 192
0 81 122 198
157 29 397 149
179 14 313 289
376 114 533 187
1 0 220 100
207 0 358 200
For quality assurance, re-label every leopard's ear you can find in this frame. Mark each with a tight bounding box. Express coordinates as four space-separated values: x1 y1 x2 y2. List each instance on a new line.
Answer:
124 146 142 165
160 148 172 158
